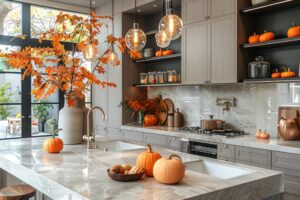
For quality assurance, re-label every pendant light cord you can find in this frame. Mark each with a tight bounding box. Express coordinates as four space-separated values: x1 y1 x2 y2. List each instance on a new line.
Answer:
134 0 137 24
89 0 92 42
111 0 115 50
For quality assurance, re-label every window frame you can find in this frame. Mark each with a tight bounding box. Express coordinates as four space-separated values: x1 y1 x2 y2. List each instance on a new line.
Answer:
0 1 92 140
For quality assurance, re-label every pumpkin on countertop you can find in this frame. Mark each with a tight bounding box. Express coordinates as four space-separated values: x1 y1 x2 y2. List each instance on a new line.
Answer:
248 33 260 44
128 165 144 174
144 114 158 126
287 23 300 38
153 154 185 185
136 144 161 176
259 31 275 42
43 132 64 153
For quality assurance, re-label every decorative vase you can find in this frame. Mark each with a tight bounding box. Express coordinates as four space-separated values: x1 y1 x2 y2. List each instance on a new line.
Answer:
137 111 145 125
58 96 83 144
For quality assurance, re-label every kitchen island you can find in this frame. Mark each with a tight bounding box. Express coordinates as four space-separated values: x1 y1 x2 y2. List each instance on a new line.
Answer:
0 137 283 200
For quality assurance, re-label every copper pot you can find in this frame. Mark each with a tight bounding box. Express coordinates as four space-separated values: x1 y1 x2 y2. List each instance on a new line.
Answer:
278 117 300 141
201 115 224 130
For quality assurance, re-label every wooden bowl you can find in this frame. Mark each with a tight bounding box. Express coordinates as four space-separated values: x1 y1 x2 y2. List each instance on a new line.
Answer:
107 169 144 182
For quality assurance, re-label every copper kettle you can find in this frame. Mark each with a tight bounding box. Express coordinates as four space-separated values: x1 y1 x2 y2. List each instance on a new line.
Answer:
278 117 300 140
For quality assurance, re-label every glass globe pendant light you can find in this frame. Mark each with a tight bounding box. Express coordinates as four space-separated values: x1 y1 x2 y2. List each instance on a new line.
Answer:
155 1 171 48
83 0 99 61
107 0 120 66
125 0 146 51
158 0 183 41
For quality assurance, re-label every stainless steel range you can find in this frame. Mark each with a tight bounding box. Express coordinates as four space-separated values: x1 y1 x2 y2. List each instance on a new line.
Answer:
179 127 247 159
179 126 247 138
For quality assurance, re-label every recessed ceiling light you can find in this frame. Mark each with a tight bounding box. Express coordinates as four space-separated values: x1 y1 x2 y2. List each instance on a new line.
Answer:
153 4 157 7
92 1 96 4
137 9 141 12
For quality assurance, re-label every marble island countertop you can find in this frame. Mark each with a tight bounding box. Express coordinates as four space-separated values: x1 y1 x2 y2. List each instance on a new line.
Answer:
122 124 300 154
0 137 283 200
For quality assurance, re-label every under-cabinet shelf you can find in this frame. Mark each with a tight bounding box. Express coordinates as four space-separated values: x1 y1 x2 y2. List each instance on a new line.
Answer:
134 53 181 63
241 0 300 14
243 77 300 84
241 37 300 49
133 83 182 87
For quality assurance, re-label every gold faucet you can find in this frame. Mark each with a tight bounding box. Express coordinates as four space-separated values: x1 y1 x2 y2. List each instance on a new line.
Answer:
223 101 231 114
83 106 107 149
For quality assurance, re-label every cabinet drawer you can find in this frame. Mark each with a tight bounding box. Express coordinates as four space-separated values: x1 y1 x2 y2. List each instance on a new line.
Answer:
218 144 234 159
235 146 271 169
272 152 300 171
122 130 144 142
169 136 181 149
144 133 170 147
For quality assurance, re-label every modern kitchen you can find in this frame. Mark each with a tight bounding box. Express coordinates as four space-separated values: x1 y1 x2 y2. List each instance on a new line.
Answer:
0 0 299 199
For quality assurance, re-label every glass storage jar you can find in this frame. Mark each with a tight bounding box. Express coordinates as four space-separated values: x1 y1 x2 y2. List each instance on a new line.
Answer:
148 72 157 84
157 71 167 84
168 70 177 83
140 73 148 84
248 56 270 79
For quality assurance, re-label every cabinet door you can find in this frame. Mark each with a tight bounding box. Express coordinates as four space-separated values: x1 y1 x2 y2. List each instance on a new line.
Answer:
182 21 210 84
182 0 208 24
209 0 236 19
235 146 271 169
210 14 237 83
144 133 170 147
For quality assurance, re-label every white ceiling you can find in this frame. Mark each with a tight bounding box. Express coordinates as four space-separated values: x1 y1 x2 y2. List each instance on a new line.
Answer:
48 0 110 8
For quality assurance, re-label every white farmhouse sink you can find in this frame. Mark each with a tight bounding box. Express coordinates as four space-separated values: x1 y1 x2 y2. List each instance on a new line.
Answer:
92 140 145 152
185 160 256 180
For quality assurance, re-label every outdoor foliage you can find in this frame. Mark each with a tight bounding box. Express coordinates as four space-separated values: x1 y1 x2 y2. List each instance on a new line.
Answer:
32 100 54 123
0 83 14 119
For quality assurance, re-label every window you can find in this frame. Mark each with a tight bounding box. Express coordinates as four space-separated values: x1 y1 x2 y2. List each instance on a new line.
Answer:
0 1 22 36
0 3 92 139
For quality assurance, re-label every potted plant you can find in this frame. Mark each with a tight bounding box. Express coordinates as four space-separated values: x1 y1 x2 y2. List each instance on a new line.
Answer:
0 11 126 144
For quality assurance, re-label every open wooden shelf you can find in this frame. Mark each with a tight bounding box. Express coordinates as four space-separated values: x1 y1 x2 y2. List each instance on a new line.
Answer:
134 53 181 63
133 83 182 87
243 77 300 84
241 0 300 14
241 37 300 49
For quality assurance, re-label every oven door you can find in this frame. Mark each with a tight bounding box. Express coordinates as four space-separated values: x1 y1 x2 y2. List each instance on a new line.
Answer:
189 141 218 159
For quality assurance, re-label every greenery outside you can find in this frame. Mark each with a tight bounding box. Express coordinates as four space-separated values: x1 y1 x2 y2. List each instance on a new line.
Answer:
0 83 14 119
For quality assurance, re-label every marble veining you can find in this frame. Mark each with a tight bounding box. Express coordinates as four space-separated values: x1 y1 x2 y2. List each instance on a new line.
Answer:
122 124 300 155
0 137 283 200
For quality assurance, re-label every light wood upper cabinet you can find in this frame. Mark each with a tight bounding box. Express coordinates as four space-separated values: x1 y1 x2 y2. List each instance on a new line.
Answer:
211 14 237 83
182 21 210 84
182 0 208 24
137 0 154 6
210 0 236 18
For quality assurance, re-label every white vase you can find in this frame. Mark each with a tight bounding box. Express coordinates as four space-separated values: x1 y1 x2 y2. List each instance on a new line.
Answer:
77 97 93 137
58 97 83 144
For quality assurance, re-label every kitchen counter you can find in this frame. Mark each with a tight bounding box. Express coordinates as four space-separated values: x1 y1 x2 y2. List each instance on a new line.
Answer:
122 124 300 155
0 137 283 200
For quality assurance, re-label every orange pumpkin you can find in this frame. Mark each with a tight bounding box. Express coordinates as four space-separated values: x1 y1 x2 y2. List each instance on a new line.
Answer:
281 67 296 78
259 131 270 139
136 144 161 176
162 49 173 56
248 33 260 44
144 115 158 126
153 154 185 184
43 135 64 153
271 69 281 79
259 31 275 42
287 23 300 38
155 49 163 57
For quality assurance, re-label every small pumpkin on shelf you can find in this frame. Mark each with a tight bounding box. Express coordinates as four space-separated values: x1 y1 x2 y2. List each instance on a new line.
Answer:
153 153 185 185
259 31 275 42
281 67 296 78
271 69 281 79
144 114 158 126
287 23 300 38
136 144 161 176
248 33 260 44
43 130 64 153
155 49 164 57
162 49 173 56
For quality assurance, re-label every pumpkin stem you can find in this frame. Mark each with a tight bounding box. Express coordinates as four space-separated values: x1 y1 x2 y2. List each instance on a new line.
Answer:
168 153 182 161
147 144 153 153
53 128 62 139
